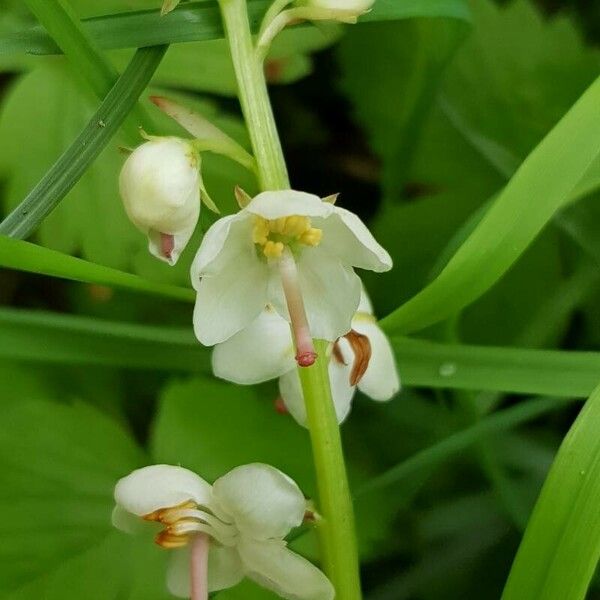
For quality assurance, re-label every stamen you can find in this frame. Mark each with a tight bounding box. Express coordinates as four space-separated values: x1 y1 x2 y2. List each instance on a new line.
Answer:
274 396 288 414
190 533 209 600
344 330 372 386
278 248 317 367
160 233 175 260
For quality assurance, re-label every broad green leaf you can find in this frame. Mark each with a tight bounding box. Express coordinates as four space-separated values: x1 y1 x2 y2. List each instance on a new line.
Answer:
502 382 600 600
0 399 153 597
382 73 600 334
338 18 469 198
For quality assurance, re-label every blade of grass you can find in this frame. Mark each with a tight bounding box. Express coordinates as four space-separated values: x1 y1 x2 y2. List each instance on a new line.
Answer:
22 0 149 140
2 302 599 399
356 396 575 497
0 0 470 55
0 307 208 371
394 336 600 398
0 236 194 302
502 382 600 600
382 74 600 335
0 45 167 239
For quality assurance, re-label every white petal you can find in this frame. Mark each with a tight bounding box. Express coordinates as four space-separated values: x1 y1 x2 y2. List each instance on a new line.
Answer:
167 544 244 598
352 316 401 401
114 464 212 517
297 246 362 341
318 206 392 272
357 285 374 314
238 539 334 600
111 504 146 534
212 464 306 540
245 190 334 220
147 222 196 266
279 346 356 427
212 308 295 384
193 269 269 346
190 213 247 282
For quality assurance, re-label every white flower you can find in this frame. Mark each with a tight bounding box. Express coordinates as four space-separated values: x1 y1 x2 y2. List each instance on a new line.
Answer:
119 137 201 265
191 190 391 361
113 463 334 600
212 289 401 427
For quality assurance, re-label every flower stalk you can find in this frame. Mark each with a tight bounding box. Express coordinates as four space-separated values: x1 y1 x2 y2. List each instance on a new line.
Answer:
216 0 362 597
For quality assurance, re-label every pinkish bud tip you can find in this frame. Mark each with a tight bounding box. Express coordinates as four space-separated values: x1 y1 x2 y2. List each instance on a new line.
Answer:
274 397 288 415
160 233 175 260
296 351 317 367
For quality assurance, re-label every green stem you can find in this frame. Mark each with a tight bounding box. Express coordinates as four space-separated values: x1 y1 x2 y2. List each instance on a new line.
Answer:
217 1 361 597
299 340 362 600
218 0 289 190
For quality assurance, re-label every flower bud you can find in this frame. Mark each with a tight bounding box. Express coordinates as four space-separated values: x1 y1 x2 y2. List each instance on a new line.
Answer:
306 0 374 12
119 137 200 265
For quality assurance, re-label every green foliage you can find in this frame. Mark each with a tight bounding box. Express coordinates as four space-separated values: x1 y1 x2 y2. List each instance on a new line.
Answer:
1 0 600 598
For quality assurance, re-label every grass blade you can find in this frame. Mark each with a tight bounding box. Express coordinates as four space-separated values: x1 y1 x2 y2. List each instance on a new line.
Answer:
0 45 167 239
0 236 194 302
0 307 208 371
502 383 600 600
357 397 575 497
394 336 600 398
382 74 600 335
1 0 470 55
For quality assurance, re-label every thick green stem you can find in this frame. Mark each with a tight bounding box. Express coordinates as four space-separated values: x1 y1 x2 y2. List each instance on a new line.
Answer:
299 340 362 600
217 0 362 597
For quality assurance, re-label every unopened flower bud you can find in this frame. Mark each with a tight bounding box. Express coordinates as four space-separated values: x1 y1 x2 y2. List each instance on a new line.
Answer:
119 137 200 265
306 0 374 13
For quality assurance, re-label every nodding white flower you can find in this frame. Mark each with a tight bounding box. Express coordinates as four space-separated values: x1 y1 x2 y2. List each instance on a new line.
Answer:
191 190 391 367
119 137 201 265
212 289 400 427
113 463 334 600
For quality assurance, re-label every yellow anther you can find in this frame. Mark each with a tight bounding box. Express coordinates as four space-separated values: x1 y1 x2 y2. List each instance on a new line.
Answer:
299 227 322 247
252 217 270 245
263 240 284 258
284 215 311 237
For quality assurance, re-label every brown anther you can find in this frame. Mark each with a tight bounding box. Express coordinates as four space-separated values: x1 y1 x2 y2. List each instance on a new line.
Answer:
160 233 175 260
344 330 372 386
296 351 317 367
264 59 285 83
155 530 189 549
143 500 196 524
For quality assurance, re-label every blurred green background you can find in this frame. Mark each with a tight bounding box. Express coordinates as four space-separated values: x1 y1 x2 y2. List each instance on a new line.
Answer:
0 0 600 598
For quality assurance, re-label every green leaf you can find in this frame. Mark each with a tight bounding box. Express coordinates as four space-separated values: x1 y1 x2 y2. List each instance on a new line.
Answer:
0 236 195 302
393 336 600 398
0 0 470 56
0 45 167 240
0 399 148 595
357 396 574 498
6 306 600 398
0 307 207 370
502 382 600 600
382 73 600 334
0 64 255 277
